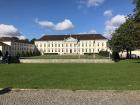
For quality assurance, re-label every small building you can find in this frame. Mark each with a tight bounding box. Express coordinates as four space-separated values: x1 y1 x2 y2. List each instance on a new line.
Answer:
0 42 11 56
35 34 109 55
0 37 36 56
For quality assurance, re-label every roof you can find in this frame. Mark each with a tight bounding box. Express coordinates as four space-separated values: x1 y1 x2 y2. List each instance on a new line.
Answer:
0 37 31 44
0 42 10 46
37 34 107 41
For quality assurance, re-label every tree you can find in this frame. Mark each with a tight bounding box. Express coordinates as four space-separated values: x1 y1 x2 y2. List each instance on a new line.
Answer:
16 52 20 57
134 0 140 21
21 51 25 57
109 17 136 59
30 38 36 44
133 0 140 48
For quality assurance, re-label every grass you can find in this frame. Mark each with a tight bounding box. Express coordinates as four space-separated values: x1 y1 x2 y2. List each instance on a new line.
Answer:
0 59 140 90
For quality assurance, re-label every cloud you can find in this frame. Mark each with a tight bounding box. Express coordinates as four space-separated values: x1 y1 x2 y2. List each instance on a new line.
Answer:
79 0 105 7
104 10 113 17
104 15 127 38
0 24 26 39
79 29 97 34
35 19 74 31
87 0 104 7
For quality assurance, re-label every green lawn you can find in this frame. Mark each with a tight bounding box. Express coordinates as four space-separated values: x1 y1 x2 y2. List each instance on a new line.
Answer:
0 59 140 90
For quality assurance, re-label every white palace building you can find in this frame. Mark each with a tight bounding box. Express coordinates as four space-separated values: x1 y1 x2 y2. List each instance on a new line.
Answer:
35 34 109 55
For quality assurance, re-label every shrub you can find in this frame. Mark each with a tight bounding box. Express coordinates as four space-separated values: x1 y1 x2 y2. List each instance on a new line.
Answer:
98 51 110 57
44 53 58 55
84 53 94 55
112 51 120 62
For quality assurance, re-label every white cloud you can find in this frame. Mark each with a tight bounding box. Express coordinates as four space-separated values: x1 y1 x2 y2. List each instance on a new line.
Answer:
0 24 26 39
104 10 113 17
104 15 127 38
55 19 74 31
35 19 74 31
35 19 54 29
78 0 105 9
87 0 104 7
79 29 97 34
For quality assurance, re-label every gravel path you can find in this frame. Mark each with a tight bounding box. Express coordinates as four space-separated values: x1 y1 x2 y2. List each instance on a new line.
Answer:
0 90 140 105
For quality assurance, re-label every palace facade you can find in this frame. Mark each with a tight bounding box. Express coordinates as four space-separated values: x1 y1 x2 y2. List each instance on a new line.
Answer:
35 34 109 55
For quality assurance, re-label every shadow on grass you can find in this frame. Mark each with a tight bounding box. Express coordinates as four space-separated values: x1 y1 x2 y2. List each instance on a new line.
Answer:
134 62 140 63
0 87 12 95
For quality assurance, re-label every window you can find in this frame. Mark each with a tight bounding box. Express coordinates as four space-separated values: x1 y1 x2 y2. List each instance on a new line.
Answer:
98 43 100 46
102 43 104 46
86 43 87 47
89 49 91 53
40 44 42 47
89 44 91 47
44 43 46 47
82 43 84 47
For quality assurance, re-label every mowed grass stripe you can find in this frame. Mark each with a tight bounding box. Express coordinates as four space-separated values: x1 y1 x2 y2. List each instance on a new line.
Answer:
0 60 140 90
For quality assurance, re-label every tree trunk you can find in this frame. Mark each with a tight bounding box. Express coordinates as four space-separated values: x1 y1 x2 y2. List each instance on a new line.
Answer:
126 49 129 59
130 50 132 59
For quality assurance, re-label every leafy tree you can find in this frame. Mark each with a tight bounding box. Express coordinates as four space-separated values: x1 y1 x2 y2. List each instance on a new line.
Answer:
29 51 33 56
133 0 140 48
30 38 36 44
134 0 140 21
109 17 136 59
21 51 25 57
16 52 20 57
26 52 30 57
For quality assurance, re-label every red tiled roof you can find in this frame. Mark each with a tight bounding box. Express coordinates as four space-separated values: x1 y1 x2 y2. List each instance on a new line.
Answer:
37 34 107 41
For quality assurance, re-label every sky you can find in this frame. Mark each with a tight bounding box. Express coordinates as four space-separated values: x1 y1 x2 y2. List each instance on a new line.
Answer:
0 0 134 40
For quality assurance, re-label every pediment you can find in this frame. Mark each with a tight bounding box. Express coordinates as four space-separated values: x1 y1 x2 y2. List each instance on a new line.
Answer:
64 37 78 42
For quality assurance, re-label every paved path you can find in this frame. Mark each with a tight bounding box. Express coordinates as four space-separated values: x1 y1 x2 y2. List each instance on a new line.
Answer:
0 90 140 105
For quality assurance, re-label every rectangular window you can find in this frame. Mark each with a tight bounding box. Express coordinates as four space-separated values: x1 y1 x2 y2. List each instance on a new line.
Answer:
102 43 104 46
44 43 46 47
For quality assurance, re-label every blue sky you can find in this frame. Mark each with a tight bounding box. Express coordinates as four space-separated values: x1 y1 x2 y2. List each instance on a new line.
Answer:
0 0 134 39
